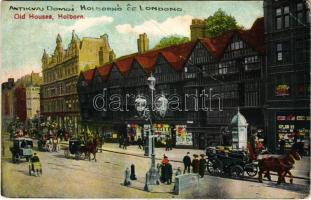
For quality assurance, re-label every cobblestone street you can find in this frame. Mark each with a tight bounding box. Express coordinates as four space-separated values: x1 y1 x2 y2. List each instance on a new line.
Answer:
1 133 310 198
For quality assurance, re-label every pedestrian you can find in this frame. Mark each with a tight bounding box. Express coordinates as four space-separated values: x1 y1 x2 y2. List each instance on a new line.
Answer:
183 152 191 174
169 137 173 150
123 137 128 150
165 137 170 151
199 154 207 178
279 139 285 154
137 136 142 149
161 155 169 165
191 154 200 173
164 162 173 184
119 136 123 148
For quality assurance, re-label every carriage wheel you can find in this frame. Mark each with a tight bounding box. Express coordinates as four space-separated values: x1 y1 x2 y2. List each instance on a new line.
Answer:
246 166 258 177
79 152 86 160
207 159 222 176
230 165 244 179
64 149 69 158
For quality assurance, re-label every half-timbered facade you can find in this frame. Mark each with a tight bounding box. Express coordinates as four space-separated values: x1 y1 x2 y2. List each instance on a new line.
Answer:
77 18 267 148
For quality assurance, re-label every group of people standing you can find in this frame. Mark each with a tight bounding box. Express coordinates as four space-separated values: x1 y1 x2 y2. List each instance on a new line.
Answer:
183 152 207 178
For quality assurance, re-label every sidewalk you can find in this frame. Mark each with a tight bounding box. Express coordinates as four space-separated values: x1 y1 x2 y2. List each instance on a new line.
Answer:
100 142 310 180
100 142 205 163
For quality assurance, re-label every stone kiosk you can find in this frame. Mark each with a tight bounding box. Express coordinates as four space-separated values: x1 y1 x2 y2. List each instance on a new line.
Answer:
231 108 248 150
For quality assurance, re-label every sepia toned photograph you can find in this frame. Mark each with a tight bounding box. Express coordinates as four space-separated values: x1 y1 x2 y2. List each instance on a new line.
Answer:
1 0 310 198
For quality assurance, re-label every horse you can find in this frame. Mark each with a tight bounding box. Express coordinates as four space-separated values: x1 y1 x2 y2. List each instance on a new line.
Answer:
84 137 100 162
258 148 301 184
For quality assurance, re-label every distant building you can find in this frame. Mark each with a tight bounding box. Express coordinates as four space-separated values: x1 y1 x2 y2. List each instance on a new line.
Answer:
40 31 116 134
1 78 15 131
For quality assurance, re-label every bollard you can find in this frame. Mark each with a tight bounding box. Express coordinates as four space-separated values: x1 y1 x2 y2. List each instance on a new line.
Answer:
144 171 150 192
124 167 131 186
130 164 137 180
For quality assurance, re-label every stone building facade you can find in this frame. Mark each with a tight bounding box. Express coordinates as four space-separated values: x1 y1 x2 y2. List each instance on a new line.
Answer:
1 78 15 131
263 0 310 152
40 31 116 134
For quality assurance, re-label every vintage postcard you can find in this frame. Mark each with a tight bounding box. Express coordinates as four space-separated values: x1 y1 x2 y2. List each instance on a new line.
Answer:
1 0 310 198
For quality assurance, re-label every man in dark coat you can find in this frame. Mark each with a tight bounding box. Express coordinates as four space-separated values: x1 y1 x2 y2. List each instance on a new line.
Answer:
165 137 170 151
119 136 123 148
183 152 191 174
164 162 173 184
137 136 142 149
191 154 200 173
199 154 207 178
123 137 128 150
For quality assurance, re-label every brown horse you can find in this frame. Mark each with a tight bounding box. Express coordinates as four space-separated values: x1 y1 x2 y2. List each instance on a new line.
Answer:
84 137 100 162
258 149 301 184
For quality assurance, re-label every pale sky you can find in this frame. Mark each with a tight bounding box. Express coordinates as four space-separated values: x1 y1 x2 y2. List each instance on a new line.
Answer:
0 1 263 84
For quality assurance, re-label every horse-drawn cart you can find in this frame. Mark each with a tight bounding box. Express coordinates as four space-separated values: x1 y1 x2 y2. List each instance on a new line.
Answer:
63 138 86 160
206 147 258 178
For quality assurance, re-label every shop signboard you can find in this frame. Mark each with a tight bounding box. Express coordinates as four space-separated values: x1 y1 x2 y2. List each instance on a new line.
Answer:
275 84 290 96
176 125 193 145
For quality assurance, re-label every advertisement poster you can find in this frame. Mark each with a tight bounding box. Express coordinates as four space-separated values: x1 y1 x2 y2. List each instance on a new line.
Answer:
176 125 192 145
1 0 310 199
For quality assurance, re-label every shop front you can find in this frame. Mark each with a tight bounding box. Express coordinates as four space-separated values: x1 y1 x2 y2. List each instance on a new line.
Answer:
153 123 171 147
276 112 310 154
127 123 143 144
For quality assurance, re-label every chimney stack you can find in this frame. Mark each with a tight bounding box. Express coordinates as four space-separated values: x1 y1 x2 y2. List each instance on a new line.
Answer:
137 33 149 54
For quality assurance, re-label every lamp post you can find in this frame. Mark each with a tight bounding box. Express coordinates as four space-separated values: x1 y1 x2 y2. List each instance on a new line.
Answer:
135 73 168 190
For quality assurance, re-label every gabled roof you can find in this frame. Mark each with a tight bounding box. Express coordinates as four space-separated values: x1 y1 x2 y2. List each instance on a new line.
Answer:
135 51 159 73
114 57 135 76
160 42 196 71
200 31 235 59
82 69 95 84
239 17 265 55
97 63 113 80
82 17 265 83
199 17 265 58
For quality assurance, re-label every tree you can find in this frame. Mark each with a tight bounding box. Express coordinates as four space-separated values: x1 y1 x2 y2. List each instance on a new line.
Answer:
154 36 190 49
205 9 242 38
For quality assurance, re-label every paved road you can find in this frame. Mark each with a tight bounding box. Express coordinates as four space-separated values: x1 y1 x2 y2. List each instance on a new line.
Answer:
1 134 310 198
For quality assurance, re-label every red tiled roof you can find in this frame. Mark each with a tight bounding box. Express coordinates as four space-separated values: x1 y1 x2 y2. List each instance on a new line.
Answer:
135 51 159 73
200 31 235 59
114 57 134 76
97 63 113 80
81 17 265 82
160 42 196 71
82 69 95 83
239 17 265 55
200 17 265 58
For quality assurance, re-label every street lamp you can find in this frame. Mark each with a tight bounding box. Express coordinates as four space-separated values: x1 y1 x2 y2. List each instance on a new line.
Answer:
135 73 168 191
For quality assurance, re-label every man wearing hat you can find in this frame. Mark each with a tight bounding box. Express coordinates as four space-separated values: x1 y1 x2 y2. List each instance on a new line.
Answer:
182 152 191 174
199 154 207 178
